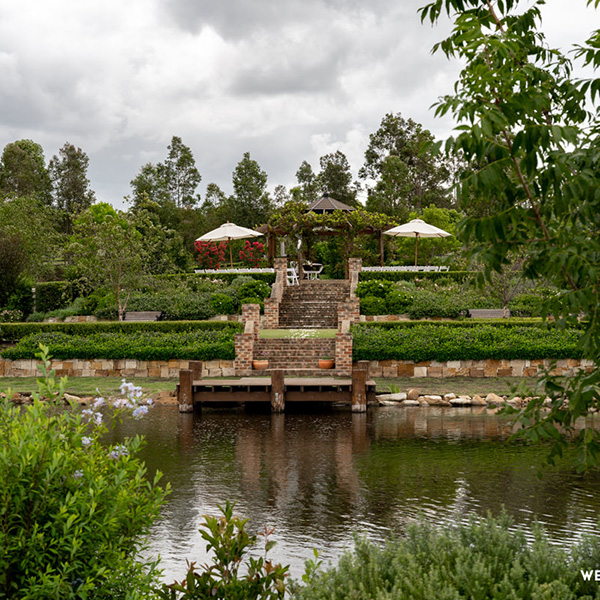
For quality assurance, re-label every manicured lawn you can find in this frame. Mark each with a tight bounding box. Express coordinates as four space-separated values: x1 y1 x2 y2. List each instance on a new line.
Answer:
0 377 177 398
1 375 547 399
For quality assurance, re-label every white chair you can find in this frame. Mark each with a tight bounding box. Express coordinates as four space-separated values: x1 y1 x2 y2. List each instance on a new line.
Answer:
287 268 299 285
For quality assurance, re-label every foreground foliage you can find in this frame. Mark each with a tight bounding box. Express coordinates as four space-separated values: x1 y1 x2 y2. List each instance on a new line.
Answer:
158 501 289 600
0 347 167 599
420 0 600 467
295 513 600 600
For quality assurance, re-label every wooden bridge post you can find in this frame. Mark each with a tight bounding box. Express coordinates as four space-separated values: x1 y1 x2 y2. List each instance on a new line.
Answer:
351 361 369 413
189 360 203 381
178 369 194 413
271 369 285 413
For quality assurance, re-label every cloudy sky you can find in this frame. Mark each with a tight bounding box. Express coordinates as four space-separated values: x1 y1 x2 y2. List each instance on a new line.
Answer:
0 0 596 208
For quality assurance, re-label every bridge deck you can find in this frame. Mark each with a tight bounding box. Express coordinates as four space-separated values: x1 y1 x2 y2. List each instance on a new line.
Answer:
190 377 376 404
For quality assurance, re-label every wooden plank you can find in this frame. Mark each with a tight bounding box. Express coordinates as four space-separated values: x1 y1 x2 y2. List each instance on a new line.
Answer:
351 363 368 413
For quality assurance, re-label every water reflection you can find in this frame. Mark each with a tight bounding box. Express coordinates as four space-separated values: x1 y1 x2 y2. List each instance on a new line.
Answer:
105 406 600 582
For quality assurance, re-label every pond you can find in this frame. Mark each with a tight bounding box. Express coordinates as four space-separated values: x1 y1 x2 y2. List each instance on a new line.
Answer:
105 405 600 582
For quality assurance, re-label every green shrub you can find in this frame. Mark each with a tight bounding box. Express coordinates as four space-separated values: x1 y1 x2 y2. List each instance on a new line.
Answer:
359 296 387 316
355 280 394 298
209 293 238 315
385 289 413 314
351 323 583 362
0 348 167 599
406 289 465 319
295 513 600 599
238 279 272 300
6 280 34 318
509 293 544 317
35 281 73 313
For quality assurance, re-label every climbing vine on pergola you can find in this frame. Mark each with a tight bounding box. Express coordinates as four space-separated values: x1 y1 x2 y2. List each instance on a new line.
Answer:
258 201 398 269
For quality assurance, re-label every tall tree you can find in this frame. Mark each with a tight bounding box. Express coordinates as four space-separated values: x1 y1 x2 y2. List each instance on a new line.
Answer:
71 204 147 321
0 140 52 204
420 0 600 467
360 113 451 212
365 155 413 220
159 136 202 208
317 151 358 206
230 152 272 228
294 160 320 204
48 142 96 232
130 136 201 209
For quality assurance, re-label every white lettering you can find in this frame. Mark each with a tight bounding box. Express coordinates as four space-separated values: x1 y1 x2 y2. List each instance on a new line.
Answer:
581 570 594 581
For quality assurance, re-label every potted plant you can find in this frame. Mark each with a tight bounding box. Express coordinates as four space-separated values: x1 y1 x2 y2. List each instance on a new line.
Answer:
252 359 269 370
318 357 335 369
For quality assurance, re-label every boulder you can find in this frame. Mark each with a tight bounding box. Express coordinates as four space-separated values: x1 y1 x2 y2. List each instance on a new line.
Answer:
444 393 457 401
376 392 407 402
485 392 504 405
471 394 487 406
422 395 451 407
407 388 420 400
450 396 472 406
401 399 420 407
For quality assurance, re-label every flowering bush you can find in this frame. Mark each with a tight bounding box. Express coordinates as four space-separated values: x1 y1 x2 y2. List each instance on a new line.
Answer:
194 240 227 269
0 308 23 323
0 345 167 599
238 240 265 268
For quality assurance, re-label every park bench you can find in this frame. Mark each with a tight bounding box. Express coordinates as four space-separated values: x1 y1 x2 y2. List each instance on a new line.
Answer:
123 311 163 321
468 309 510 319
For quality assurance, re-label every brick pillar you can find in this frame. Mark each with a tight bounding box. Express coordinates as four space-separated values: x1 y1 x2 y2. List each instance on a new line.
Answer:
235 304 261 376
335 324 353 378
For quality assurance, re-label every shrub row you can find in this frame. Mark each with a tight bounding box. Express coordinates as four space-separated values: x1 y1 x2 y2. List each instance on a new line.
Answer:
157 272 276 287
0 320 243 343
351 323 584 362
2 330 238 361
359 270 475 283
353 318 560 329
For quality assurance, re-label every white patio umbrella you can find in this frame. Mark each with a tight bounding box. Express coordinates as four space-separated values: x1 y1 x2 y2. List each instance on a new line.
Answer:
195 221 263 268
384 218 451 267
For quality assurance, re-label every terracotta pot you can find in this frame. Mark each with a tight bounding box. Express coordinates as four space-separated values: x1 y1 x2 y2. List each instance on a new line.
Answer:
318 358 335 369
252 360 269 370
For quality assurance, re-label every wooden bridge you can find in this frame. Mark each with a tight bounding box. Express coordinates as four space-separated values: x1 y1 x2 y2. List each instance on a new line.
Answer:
178 360 376 413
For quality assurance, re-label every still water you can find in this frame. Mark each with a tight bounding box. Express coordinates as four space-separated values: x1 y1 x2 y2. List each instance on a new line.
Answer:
106 405 600 582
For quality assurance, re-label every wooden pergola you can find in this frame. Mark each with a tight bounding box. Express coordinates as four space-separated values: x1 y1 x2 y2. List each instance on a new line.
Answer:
256 199 397 270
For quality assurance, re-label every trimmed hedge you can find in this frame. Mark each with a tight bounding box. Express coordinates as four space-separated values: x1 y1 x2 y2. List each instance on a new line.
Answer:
0 320 243 343
359 270 475 283
158 272 276 286
353 318 552 329
2 329 237 361
352 323 584 362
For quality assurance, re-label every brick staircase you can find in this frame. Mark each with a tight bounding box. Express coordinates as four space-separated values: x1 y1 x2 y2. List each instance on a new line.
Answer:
277 280 350 329
254 338 336 376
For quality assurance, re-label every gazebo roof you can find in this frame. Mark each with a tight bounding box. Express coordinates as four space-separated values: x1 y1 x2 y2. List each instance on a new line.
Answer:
306 193 355 214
